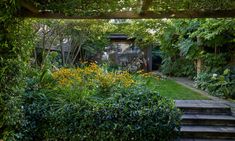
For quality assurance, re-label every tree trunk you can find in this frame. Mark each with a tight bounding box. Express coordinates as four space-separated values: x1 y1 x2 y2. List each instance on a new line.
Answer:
71 44 82 65
66 38 73 64
196 59 202 75
34 48 38 68
41 32 46 69
60 38 65 66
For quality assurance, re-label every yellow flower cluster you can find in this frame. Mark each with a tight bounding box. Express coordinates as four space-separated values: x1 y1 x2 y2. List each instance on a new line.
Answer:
95 71 135 88
52 68 79 86
138 71 161 81
115 71 135 87
52 63 135 88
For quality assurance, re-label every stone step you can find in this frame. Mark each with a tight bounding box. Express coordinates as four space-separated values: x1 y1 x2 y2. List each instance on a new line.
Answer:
178 106 231 115
179 139 235 141
180 126 235 139
181 114 235 126
175 100 231 115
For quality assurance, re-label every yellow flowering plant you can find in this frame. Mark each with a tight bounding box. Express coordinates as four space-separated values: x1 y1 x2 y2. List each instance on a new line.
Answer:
52 63 135 96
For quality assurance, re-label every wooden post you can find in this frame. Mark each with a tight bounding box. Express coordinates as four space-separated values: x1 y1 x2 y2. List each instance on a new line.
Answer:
143 46 152 72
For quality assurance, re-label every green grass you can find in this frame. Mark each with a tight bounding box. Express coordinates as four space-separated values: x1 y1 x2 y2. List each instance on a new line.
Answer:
146 78 210 100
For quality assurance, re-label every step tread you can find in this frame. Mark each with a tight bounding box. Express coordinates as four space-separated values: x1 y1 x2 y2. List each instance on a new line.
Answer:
175 100 230 108
180 139 235 141
182 115 235 120
177 105 230 109
181 126 235 133
178 106 230 109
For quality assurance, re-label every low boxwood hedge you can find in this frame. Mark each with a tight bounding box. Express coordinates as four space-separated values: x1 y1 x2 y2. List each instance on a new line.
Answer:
21 86 181 141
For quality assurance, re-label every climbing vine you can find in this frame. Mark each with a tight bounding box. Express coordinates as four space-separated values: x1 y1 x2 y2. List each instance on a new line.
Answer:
20 0 235 17
0 1 35 140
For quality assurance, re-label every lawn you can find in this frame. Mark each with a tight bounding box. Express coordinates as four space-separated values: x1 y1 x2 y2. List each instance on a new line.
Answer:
144 76 210 100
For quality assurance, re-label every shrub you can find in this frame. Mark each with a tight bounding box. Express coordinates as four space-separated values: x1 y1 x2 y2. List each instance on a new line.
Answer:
20 65 181 141
194 72 212 91
202 53 228 73
161 57 196 78
195 69 235 98
21 86 181 141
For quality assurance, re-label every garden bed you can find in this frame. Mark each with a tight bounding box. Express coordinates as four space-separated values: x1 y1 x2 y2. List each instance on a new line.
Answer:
20 64 182 141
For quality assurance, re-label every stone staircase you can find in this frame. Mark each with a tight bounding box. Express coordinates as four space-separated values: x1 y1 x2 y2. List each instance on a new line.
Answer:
175 100 235 141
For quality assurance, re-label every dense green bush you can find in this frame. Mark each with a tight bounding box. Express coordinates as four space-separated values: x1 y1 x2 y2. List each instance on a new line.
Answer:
161 57 196 78
201 53 228 73
194 72 211 91
20 74 181 141
195 69 235 98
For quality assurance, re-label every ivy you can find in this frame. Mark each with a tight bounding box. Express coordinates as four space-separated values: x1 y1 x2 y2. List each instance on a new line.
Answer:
0 1 35 140
20 0 235 17
28 0 140 16
151 0 235 11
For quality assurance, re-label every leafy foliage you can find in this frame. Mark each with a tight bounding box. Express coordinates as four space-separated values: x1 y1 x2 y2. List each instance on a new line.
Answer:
151 0 235 11
195 69 235 98
1 1 234 141
158 20 199 77
30 0 140 16
21 69 181 140
1 1 235 139
25 0 235 17
161 57 196 77
158 19 235 98
34 19 114 68
0 1 36 140
158 19 235 78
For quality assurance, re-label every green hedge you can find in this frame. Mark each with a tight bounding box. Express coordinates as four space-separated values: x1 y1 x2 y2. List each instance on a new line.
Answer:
21 86 181 141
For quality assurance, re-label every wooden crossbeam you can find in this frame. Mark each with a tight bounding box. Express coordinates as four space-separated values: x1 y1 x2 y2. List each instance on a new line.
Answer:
20 10 235 19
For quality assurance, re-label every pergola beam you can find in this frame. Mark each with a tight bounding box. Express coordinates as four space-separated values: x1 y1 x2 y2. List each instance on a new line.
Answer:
20 10 235 19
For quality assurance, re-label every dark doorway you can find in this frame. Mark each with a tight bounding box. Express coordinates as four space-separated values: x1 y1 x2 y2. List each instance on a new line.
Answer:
152 47 162 71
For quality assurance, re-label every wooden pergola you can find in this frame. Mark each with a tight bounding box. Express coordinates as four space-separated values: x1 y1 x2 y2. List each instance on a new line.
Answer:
19 0 235 19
